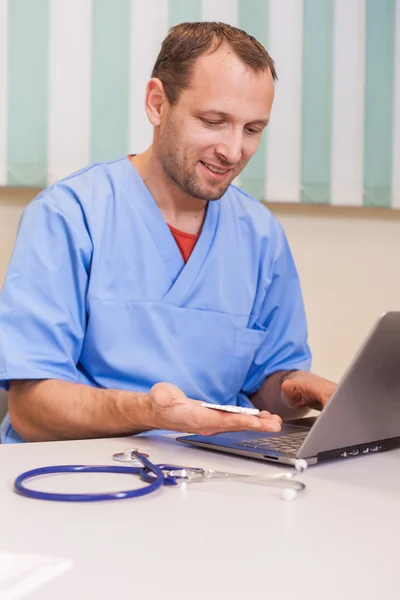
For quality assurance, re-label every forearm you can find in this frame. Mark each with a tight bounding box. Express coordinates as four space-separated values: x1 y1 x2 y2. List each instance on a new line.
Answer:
251 370 309 420
9 379 154 442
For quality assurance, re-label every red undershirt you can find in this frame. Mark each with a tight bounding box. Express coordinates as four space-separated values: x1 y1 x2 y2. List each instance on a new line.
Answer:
168 224 199 263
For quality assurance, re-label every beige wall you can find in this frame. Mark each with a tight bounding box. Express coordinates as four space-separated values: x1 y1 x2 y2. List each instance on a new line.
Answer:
272 204 400 383
0 190 399 384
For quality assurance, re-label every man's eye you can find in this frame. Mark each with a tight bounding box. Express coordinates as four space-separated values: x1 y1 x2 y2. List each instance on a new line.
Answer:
202 119 221 127
246 127 261 135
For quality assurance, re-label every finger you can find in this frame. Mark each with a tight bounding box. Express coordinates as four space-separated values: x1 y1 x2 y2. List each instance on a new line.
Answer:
202 411 282 435
258 410 281 420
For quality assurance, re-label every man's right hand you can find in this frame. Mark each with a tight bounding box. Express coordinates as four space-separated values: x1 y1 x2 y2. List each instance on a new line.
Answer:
146 382 282 435
8 378 281 443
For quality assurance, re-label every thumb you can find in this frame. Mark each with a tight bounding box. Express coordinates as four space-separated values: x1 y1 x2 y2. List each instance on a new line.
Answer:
150 382 187 408
281 378 324 410
281 379 309 407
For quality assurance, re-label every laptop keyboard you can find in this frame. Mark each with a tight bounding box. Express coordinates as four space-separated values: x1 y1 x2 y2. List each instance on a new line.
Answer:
235 431 308 455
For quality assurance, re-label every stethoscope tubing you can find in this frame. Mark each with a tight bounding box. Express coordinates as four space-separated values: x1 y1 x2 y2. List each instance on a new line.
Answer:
14 458 178 502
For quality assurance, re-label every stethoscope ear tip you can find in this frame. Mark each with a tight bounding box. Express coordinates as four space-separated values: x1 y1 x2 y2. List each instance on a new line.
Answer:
294 459 308 473
282 488 298 501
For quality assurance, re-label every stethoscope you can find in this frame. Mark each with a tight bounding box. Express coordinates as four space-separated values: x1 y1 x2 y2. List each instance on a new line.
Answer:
14 448 307 502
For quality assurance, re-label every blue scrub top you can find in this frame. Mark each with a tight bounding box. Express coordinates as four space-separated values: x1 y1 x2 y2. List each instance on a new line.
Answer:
0 157 311 443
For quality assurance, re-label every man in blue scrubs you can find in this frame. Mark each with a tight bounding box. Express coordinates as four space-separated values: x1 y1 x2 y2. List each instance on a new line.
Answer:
0 22 335 443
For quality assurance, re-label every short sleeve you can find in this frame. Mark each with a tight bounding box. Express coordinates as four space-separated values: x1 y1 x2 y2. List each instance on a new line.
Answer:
241 222 312 396
0 190 92 389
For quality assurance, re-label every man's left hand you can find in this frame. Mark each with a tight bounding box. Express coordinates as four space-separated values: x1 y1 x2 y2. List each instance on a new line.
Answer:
281 371 336 411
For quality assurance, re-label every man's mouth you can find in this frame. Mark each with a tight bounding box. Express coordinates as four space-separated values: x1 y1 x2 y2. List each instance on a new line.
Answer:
200 161 232 175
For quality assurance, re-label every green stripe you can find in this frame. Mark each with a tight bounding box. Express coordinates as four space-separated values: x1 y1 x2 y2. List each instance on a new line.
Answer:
168 0 201 27
300 0 333 204
90 0 130 163
7 0 50 186
238 0 269 201
363 0 396 207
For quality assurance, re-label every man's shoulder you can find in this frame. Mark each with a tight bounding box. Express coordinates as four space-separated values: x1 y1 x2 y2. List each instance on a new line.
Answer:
53 156 127 191
29 157 128 215
19 158 130 240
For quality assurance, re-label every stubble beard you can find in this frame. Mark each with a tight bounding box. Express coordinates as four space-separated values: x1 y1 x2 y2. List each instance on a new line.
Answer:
158 122 233 201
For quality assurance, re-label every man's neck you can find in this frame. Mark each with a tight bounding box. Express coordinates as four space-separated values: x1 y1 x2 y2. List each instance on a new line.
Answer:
130 148 207 235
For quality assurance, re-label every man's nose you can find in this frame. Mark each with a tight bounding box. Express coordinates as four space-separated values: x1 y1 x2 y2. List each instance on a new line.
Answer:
214 130 243 165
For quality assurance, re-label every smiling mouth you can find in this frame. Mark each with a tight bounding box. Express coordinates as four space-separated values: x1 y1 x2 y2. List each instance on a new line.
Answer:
200 161 232 175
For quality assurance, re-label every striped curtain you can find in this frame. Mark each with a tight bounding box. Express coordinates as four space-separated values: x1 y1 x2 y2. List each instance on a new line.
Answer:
0 0 399 208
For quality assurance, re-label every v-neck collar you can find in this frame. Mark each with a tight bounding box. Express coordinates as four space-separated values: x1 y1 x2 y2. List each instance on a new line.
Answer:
120 157 221 304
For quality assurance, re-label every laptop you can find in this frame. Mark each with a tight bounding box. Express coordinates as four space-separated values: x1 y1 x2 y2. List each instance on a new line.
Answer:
177 312 400 466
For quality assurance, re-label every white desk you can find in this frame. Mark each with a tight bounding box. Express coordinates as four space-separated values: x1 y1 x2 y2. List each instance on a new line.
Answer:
1 434 399 600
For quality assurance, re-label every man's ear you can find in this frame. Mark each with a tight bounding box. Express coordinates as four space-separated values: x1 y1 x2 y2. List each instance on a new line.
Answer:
145 78 168 126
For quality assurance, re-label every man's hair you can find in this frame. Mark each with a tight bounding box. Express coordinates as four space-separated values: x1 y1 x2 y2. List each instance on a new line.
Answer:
151 21 277 105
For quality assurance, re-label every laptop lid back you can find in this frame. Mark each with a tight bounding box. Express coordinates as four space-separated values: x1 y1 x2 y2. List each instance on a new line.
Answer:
298 312 400 459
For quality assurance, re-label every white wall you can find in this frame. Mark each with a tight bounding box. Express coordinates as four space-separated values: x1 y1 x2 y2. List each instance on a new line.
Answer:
0 192 399 384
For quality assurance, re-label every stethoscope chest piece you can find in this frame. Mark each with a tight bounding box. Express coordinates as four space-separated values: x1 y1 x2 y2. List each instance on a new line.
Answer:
112 448 149 464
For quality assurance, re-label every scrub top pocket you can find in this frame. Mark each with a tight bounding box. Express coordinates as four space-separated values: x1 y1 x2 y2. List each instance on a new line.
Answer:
230 326 269 394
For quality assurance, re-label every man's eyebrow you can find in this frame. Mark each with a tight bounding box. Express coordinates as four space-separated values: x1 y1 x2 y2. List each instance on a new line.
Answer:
197 110 269 126
198 110 230 119
247 119 269 127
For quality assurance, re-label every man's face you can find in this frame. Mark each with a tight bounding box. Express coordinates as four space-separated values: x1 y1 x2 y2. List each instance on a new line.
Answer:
156 45 275 201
